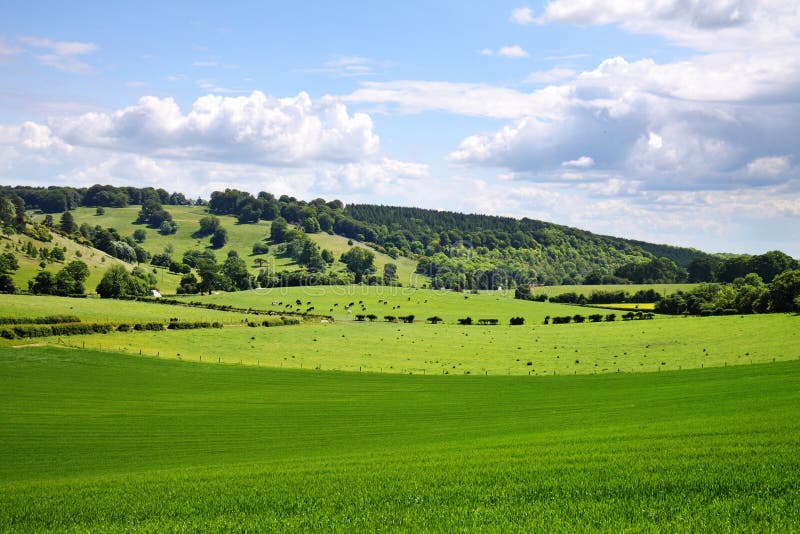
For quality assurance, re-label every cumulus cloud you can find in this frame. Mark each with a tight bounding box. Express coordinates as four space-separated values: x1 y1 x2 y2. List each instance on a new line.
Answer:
562 156 594 168
498 45 529 58
534 0 800 51
18 36 97 73
47 91 379 165
440 1 800 196
510 7 535 25
525 67 577 84
0 91 429 203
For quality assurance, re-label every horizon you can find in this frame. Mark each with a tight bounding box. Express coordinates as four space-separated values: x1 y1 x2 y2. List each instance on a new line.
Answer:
1 1 799 257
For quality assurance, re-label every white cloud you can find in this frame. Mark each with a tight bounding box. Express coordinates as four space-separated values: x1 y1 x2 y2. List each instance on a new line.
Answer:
300 55 378 77
534 0 800 51
498 45 529 58
562 156 594 168
525 67 576 84
746 155 792 177
45 91 379 165
511 7 536 25
18 36 97 73
479 48 494 56
346 81 571 119
0 37 22 56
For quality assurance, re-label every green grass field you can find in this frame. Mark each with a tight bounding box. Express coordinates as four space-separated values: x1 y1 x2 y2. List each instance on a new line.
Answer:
58 206 427 288
4 292 797 376
1 346 798 531
182 285 586 322
530 283 699 298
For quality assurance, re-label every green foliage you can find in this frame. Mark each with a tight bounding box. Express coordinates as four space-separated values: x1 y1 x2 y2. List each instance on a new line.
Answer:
340 247 375 282
194 216 220 237
96 265 151 299
59 211 77 234
210 227 228 248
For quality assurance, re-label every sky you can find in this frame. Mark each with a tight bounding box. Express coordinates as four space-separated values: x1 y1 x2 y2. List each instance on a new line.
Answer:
1 1 799 256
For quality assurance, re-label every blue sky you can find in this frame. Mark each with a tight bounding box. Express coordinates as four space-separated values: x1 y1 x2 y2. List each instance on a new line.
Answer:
1 1 799 256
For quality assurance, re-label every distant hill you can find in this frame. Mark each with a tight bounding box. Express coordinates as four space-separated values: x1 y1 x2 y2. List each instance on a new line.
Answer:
5 184 794 293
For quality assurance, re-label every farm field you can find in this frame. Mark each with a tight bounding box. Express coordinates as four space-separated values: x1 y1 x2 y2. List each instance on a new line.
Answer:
61 311 800 375
1 346 798 531
181 284 587 323
0 294 265 326
530 283 699 298
4 292 797 376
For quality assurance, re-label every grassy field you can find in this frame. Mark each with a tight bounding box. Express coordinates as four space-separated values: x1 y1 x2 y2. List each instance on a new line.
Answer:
530 283 699 298
59 311 800 375
0 294 271 328
1 346 798 531
4 292 797 376
2 231 184 295
182 285 586 323
58 206 427 287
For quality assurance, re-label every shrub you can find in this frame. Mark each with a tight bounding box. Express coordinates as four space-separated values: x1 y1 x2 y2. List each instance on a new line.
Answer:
458 317 473 325
427 316 443 324
588 314 603 323
117 324 131 332
477 318 498 325
509 317 525 325
573 315 586 323
604 314 616 322
384 315 397 323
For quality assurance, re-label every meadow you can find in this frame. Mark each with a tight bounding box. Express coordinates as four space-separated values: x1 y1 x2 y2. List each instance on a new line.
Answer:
4 290 798 376
1 346 798 531
59 206 426 288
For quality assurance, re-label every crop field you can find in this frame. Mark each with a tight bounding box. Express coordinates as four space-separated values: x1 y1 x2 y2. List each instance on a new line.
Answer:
1 346 798 531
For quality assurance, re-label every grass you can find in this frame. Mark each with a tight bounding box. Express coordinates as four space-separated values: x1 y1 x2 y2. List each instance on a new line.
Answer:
182 284 587 323
2 231 184 295
531 283 699 298
0 294 279 331
1 346 798 531
53 206 427 289
5 291 797 376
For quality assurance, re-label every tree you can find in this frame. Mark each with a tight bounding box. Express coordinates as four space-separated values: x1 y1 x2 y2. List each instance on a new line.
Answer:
96 265 149 298
383 263 398 284
195 216 221 237
132 228 147 243
222 251 251 291
197 259 224 294
29 271 55 294
53 260 90 295
60 211 77 234
176 273 200 294
95 207 105 216
340 247 375 283
210 227 228 248
0 252 19 293
768 269 800 312
270 217 289 243
321 249 335 264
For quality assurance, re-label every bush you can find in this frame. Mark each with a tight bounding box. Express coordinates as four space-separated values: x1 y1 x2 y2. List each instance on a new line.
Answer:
117 324 131 332
477 318 498 325
573 315 586 323
457 317 473 325
427 316 443 324
398 315 415 323
509 317 525 325
133 322 165 331
384 315 397 322
588 314 603 323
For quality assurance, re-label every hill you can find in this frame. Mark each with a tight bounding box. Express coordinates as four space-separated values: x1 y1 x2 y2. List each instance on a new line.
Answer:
2 184 797 295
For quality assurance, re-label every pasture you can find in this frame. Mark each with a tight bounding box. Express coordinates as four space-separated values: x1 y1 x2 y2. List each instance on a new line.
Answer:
59 206 426 286
4 290 797 376
1 346 798 531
